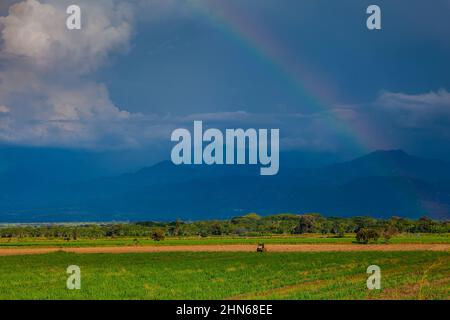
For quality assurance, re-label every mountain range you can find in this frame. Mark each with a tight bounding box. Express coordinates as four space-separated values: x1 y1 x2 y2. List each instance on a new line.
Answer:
0 149 449 222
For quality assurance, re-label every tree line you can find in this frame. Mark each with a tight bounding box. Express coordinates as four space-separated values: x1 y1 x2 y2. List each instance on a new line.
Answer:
0 214 448 240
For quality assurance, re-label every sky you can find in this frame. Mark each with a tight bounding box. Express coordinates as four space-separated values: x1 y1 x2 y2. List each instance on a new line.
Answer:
0 0 449 162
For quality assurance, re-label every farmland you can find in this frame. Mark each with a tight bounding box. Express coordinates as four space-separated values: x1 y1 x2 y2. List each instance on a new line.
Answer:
0 215 448 300
0 213 449 248
0 233 449 249
0 250 448 300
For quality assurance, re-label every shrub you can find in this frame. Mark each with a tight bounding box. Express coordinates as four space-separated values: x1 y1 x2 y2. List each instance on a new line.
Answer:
332 223 345 238
210 223 223 236
356 228 380 244
292 215 317 234
382 227 398 243
151 229 166 241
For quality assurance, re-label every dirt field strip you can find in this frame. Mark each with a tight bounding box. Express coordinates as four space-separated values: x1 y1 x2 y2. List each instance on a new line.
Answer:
0 243 449 256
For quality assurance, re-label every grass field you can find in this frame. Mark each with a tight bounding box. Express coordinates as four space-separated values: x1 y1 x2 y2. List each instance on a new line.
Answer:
1 233 449 248
1 234 448 300
0 251 448 300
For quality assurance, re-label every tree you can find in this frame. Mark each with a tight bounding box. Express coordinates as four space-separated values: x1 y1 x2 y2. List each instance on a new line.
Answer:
352 216 377 233
382 224 398 243
292 215 317 234
416 216 435 233
332 223 345 238
168 220 183 237
356 228 380 244
210 222 223 236
151 229 166 241
72 228 78 240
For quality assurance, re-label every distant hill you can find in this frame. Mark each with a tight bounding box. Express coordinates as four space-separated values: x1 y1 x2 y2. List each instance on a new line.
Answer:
322 150 450 181
0 150 449 222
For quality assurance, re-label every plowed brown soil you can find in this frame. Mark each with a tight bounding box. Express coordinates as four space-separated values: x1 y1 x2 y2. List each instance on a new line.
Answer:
0 243 448 256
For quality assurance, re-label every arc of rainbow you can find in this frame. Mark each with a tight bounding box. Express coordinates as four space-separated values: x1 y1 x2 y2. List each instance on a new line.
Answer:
190 0 385 153
189 1 430 214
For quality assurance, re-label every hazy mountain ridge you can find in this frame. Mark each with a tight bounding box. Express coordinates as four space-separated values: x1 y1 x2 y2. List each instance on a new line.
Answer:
0 149 449 222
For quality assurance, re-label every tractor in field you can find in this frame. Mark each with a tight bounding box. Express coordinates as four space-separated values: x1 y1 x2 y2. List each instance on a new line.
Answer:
257 243 266 253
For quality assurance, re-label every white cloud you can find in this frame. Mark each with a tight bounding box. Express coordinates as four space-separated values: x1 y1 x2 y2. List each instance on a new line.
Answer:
0 0 373 153
0 0 132 73
379 89 450 107
376 89 450 130
0 0 140 149
326 89 450 155
0 0 448 157
0 105 9 113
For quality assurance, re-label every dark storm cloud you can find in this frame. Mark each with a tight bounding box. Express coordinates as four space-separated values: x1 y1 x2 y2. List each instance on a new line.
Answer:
0 0 449 160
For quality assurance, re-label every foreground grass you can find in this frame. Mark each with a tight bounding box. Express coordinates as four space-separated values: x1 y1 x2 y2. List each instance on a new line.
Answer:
0 251 448 300
0 233 449 248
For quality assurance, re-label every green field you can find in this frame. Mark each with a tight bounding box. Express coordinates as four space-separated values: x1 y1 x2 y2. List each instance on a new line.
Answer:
1 233 449 248
0 251 448 300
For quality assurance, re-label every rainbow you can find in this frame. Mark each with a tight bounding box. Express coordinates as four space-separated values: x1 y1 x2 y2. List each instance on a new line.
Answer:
190 0 381 153
190 1 430 213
